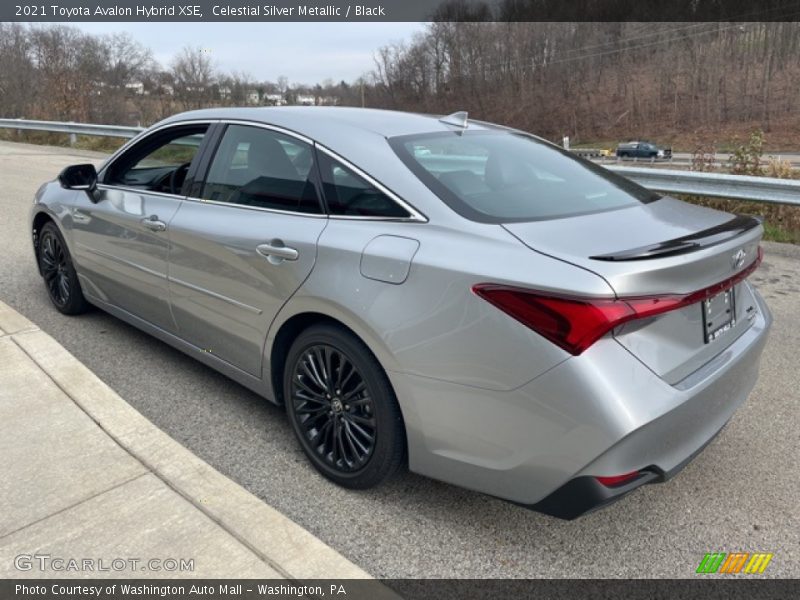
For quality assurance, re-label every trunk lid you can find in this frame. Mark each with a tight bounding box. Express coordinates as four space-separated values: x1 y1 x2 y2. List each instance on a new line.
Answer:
503 197 764 384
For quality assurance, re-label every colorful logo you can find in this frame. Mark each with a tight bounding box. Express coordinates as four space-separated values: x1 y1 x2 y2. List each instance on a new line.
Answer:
696 552 773 574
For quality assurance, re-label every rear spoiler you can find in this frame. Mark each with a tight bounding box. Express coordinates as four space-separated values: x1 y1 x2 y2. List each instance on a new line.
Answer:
590 215 762 261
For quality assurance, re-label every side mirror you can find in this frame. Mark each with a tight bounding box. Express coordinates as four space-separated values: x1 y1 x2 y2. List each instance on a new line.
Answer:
58 164 98 193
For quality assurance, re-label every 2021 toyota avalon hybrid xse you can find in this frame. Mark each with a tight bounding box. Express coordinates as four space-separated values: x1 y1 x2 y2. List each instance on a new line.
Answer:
30 107 771 518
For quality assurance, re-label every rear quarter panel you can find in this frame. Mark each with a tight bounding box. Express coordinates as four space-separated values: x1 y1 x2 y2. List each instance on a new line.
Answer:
269 218 614 393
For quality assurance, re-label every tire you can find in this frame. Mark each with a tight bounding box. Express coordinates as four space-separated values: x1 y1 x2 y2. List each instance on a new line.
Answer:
37 221 90 315
283 323 405 489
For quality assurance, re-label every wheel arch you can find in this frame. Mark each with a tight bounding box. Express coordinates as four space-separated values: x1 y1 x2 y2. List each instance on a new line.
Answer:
268 308 411 476
268 311 336 405
31 210 58 275
264 302 401 407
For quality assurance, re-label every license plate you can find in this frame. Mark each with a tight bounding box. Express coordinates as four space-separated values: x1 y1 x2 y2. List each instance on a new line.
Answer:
703 287 736 343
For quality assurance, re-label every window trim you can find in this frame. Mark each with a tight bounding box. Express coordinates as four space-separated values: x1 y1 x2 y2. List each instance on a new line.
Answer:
191 121 326 216
98 119 217 187
96 121 213 202
187 119 427 222
314 144 427 223
94 183 186 202
100 117 428 222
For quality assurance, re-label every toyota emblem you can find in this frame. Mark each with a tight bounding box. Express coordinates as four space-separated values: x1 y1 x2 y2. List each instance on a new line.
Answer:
732 249 747 270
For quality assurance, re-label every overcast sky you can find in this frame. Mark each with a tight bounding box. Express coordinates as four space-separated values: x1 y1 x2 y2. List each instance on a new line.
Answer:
69 22 425 84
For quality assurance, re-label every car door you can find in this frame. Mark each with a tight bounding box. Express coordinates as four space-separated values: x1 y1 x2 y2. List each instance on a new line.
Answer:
167 123 328 376
70 123 211 332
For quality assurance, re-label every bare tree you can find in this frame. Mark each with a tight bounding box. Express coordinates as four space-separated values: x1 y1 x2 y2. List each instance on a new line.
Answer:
366 20 800 145
0 24 33 118
171 46 216 110
28 25 106 122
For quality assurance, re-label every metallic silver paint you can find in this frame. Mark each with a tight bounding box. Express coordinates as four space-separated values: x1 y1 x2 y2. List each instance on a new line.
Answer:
167 199 327 376
30 107 772 508
71 185 181 332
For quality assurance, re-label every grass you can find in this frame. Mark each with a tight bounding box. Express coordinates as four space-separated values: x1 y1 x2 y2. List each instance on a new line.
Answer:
676 195 800 244
73 135 129 153
0 129 128 153
763 222 800 244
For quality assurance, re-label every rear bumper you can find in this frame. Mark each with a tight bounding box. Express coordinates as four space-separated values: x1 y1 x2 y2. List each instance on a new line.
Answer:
532 419 725 519
532 291 770 519
390 288 772 513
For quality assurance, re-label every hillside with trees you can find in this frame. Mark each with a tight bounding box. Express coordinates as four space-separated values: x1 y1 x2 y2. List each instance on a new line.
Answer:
369 21 800 148
0 23 364 127
1 22 800 148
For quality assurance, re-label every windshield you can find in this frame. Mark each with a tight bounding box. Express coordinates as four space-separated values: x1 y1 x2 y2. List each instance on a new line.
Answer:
390 130 660 223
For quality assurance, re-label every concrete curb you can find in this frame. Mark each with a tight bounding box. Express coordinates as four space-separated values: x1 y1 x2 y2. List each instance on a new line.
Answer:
0 300 382 583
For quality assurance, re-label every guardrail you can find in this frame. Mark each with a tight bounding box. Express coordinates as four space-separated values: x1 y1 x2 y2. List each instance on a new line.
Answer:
1 118 799 207
606 166 800 206
0 118 143 141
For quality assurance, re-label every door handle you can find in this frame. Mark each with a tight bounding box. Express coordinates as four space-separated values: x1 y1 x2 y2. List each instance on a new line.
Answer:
257 240 299 263
141 215 167 232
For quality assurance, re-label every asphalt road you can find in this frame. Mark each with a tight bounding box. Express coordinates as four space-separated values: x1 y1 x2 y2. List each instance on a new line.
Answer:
1 140 798 578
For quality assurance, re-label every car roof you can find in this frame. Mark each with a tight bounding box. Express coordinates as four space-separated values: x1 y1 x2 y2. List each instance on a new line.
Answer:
160 106 497 141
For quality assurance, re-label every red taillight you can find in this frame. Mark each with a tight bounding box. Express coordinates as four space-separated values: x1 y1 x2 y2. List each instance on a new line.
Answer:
472 286 637 355
472 246 763 356
595 471 641 487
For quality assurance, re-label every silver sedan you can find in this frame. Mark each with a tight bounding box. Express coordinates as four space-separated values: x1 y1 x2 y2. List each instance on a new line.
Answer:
30 107 771 518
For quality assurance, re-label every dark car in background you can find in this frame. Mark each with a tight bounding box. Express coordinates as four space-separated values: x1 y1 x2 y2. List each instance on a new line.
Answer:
616 141 672 159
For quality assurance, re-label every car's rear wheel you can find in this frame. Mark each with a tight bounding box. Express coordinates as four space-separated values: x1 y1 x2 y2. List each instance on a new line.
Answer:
37 221 89 315
284 323 405 489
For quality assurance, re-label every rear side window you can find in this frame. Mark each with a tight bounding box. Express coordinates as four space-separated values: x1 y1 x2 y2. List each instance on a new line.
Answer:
201 124 322 214
390 131 660 223
318 152 410 218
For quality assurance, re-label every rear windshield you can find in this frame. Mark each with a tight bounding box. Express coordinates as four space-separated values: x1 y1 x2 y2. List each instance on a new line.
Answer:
389 131 660 223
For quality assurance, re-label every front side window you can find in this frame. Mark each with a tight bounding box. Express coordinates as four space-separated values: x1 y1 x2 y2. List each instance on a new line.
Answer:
105 125 207 195
390 131 660 223
201 124 321 214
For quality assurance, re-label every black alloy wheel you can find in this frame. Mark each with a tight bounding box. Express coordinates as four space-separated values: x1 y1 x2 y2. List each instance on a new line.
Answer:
284 324 405 489
292 343 376 470
37 222 89 315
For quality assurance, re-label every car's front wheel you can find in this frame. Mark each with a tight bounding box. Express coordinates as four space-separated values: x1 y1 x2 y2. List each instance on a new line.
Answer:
284 323 405 489
37 221 90 315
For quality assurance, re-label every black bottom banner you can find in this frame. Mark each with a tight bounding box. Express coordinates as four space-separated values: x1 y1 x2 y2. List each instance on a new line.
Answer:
2 579 799 600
